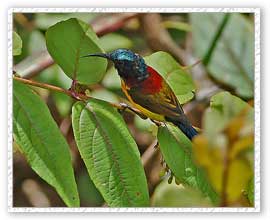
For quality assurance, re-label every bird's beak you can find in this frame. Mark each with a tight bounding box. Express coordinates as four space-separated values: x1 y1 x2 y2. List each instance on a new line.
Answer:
80 53 110 59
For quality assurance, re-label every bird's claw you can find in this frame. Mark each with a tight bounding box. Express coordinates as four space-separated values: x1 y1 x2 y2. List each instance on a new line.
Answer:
150 119 163 127
119 103 129 111
153 141 159 149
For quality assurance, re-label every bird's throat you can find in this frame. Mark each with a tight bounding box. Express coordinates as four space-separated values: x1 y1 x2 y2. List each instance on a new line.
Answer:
117 68 148 87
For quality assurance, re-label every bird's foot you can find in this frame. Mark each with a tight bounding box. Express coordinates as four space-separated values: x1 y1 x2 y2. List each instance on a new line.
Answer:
118 103 148 120
150 119 163 127
153 141 159 149
70 90 83 100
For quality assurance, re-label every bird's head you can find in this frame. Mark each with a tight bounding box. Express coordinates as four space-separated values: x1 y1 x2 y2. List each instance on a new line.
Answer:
81 49 149 82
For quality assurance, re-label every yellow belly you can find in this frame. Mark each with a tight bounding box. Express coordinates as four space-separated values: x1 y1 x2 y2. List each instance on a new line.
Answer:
121 80 165 122
132 102 165 121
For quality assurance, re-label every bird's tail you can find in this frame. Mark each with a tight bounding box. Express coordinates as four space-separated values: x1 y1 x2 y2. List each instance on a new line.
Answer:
172 121 198 140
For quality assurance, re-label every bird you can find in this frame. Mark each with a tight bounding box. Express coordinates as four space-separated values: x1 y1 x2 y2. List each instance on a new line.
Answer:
82 49 198 140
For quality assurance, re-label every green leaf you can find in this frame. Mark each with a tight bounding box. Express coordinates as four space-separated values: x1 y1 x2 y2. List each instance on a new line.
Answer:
13 31 22 56
34 64 73 117
46 18 107 84
90 89 119 103
144 51 195 104
13 80 79 207
134 115 155 133
191 13 254 98
204 91 253 137
162 20 192 32
157 124 219 205
35 13 97 30
77 170 104 206
152 180 212 207
35 64 72 89
246 177 254 206
72 99 149 207
99 33 133 52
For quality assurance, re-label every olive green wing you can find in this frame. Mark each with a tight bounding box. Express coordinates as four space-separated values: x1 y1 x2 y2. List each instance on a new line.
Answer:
128 84 184 119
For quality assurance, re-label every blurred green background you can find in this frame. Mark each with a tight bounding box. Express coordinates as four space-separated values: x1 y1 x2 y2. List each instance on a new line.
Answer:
13 12 254 207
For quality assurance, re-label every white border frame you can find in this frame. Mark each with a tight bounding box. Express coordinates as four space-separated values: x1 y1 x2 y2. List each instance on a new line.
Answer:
7 7 260 212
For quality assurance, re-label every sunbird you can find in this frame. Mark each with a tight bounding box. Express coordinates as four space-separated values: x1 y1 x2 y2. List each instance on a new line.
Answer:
82 49 198 140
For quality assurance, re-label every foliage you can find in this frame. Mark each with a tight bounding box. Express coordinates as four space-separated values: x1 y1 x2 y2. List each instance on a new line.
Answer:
152 180 212 207
193 92 254 205
13 80 79 207
191 13 254 98
12 13 255 208
157 124 219 205
46 18 107 84
13 31 22 56
72 99 149 207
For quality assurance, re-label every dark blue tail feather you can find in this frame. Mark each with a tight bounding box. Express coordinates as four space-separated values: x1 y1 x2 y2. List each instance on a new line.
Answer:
173 121 198 140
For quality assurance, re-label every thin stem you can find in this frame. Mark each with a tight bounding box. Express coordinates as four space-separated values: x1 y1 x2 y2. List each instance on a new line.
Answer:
203 13 231 66
220 149 230 206
13 75 147 114
13 75 75 98
182 59 202 70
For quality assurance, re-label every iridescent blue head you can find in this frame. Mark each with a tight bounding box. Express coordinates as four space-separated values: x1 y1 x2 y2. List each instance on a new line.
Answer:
82 49 149 82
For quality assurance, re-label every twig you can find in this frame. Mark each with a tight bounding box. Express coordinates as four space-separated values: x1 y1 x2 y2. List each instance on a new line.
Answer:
13 75 77 98
139 13 187 65
141 139 159 167
14 13 34 31
182 59 202 70
141 139 162 195
14 51 54 79
13 75 150 116
92 13 138 36
220 151 230 206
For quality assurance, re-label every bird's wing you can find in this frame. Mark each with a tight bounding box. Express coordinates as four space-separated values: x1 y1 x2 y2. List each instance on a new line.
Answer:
128 82 184 119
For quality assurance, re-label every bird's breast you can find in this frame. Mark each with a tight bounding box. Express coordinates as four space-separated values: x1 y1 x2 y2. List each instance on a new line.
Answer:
127 66 163 94
139 66 162 94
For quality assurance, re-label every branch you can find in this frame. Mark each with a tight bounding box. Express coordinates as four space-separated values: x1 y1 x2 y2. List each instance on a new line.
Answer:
220 152 229 207
141 139 159 167
13 75 145 114
13 75 78 98
92 13 138 36
139 13 187 65
14 51 54 79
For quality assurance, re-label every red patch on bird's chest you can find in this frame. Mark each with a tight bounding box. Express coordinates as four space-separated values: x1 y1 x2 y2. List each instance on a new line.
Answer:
138 66 163 94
